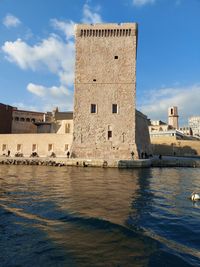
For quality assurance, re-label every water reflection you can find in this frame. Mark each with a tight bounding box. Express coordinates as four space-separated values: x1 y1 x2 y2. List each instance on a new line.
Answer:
0 165 200 266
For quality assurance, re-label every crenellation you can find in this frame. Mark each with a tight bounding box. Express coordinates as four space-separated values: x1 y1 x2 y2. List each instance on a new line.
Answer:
77 24 137 38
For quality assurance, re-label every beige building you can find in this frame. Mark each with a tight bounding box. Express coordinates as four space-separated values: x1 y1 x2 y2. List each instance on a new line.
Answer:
71 23 149 160
12 108 47 133
189 116 200 137
168 106 179 129
0 133 72 157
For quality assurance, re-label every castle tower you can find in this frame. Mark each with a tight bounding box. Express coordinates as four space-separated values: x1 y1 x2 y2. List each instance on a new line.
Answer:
72 23 138 160
168 106 179 129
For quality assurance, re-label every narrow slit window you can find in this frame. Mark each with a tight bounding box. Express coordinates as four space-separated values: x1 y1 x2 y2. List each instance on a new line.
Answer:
32 144 37 152
48 144 53 152
108 131 112 140
65 123 71 133
2 144 7 151
17 144 22 152
65 144 69 151
112 104 118 114
91 104 97 114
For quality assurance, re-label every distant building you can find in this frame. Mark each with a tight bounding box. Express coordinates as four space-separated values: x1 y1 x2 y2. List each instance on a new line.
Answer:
149 120 173 132
12 108 47 133
36 107 73 134
168 106 179 129
178 126 193 136
0 103 13 134
149 108 193 140
189 116 200 137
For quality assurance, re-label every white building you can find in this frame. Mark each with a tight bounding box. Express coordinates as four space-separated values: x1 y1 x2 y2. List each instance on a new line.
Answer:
189 116 200 137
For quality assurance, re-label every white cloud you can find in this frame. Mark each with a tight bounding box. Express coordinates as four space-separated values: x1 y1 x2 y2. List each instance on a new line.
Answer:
82 3 103 24
133 0 155 7
51 19 75 40
2 36 75 87
27 83 73 111
138 84 200 125
1 2 102 111
27 83 46 96
3 14 21 28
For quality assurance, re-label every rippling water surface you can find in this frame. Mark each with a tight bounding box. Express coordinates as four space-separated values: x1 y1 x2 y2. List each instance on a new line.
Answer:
0 165 200 266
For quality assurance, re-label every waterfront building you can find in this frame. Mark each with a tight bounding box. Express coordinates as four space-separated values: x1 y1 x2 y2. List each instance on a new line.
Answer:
72 23 150 160
189 116 200 138
12 108 47 133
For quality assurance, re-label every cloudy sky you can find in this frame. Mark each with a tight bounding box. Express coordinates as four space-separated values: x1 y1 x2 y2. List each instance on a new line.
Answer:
0 0 200 125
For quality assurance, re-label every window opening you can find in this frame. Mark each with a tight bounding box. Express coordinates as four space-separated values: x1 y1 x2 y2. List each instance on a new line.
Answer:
2 144 7 151
48 144 53 152
32 144 37 152
65 144 69 151
17 144 22 152
112 104 118 114
91 104 97 113
108 131 112 140
65 123 71 133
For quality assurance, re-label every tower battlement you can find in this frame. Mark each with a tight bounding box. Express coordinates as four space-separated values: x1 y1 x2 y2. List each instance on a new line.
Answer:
75 23 137 38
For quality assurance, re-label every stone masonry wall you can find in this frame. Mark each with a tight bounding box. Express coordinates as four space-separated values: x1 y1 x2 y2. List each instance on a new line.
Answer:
135 110 151 157
72 23 138 160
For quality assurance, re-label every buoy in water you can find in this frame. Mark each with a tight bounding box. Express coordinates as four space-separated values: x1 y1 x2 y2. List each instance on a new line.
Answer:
191 192 200 201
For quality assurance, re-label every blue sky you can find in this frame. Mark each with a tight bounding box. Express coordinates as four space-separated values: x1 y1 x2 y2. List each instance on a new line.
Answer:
0 0 200 125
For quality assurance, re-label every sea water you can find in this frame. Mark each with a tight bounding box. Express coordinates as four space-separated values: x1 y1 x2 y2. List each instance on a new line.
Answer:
0 165 200 266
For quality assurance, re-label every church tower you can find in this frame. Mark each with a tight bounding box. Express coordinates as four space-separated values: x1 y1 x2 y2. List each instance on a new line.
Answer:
72 23 138 160
168 106 179 129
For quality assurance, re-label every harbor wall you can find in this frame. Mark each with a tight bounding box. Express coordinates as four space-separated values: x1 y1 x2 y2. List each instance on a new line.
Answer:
151 138 200 156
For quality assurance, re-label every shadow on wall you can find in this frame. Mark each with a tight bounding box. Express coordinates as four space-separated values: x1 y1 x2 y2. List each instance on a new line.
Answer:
152 144 198 157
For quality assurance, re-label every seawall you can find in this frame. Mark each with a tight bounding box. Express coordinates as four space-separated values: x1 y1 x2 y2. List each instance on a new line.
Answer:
0 156 200 168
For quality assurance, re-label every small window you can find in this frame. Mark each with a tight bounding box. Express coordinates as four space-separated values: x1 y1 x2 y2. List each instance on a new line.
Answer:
32 144 37 152
17 144 22 152
93 79 96 82
65 123 71 133
108 131 112 140
171 108 173 115
48 144 53 152
91 104 97 114
112 104 118 114
65 144 69 151
114 56 118 59
2 144 7 151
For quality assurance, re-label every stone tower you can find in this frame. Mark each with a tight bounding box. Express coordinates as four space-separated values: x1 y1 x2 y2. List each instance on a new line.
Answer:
72 23 138 160
168 106 179 129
